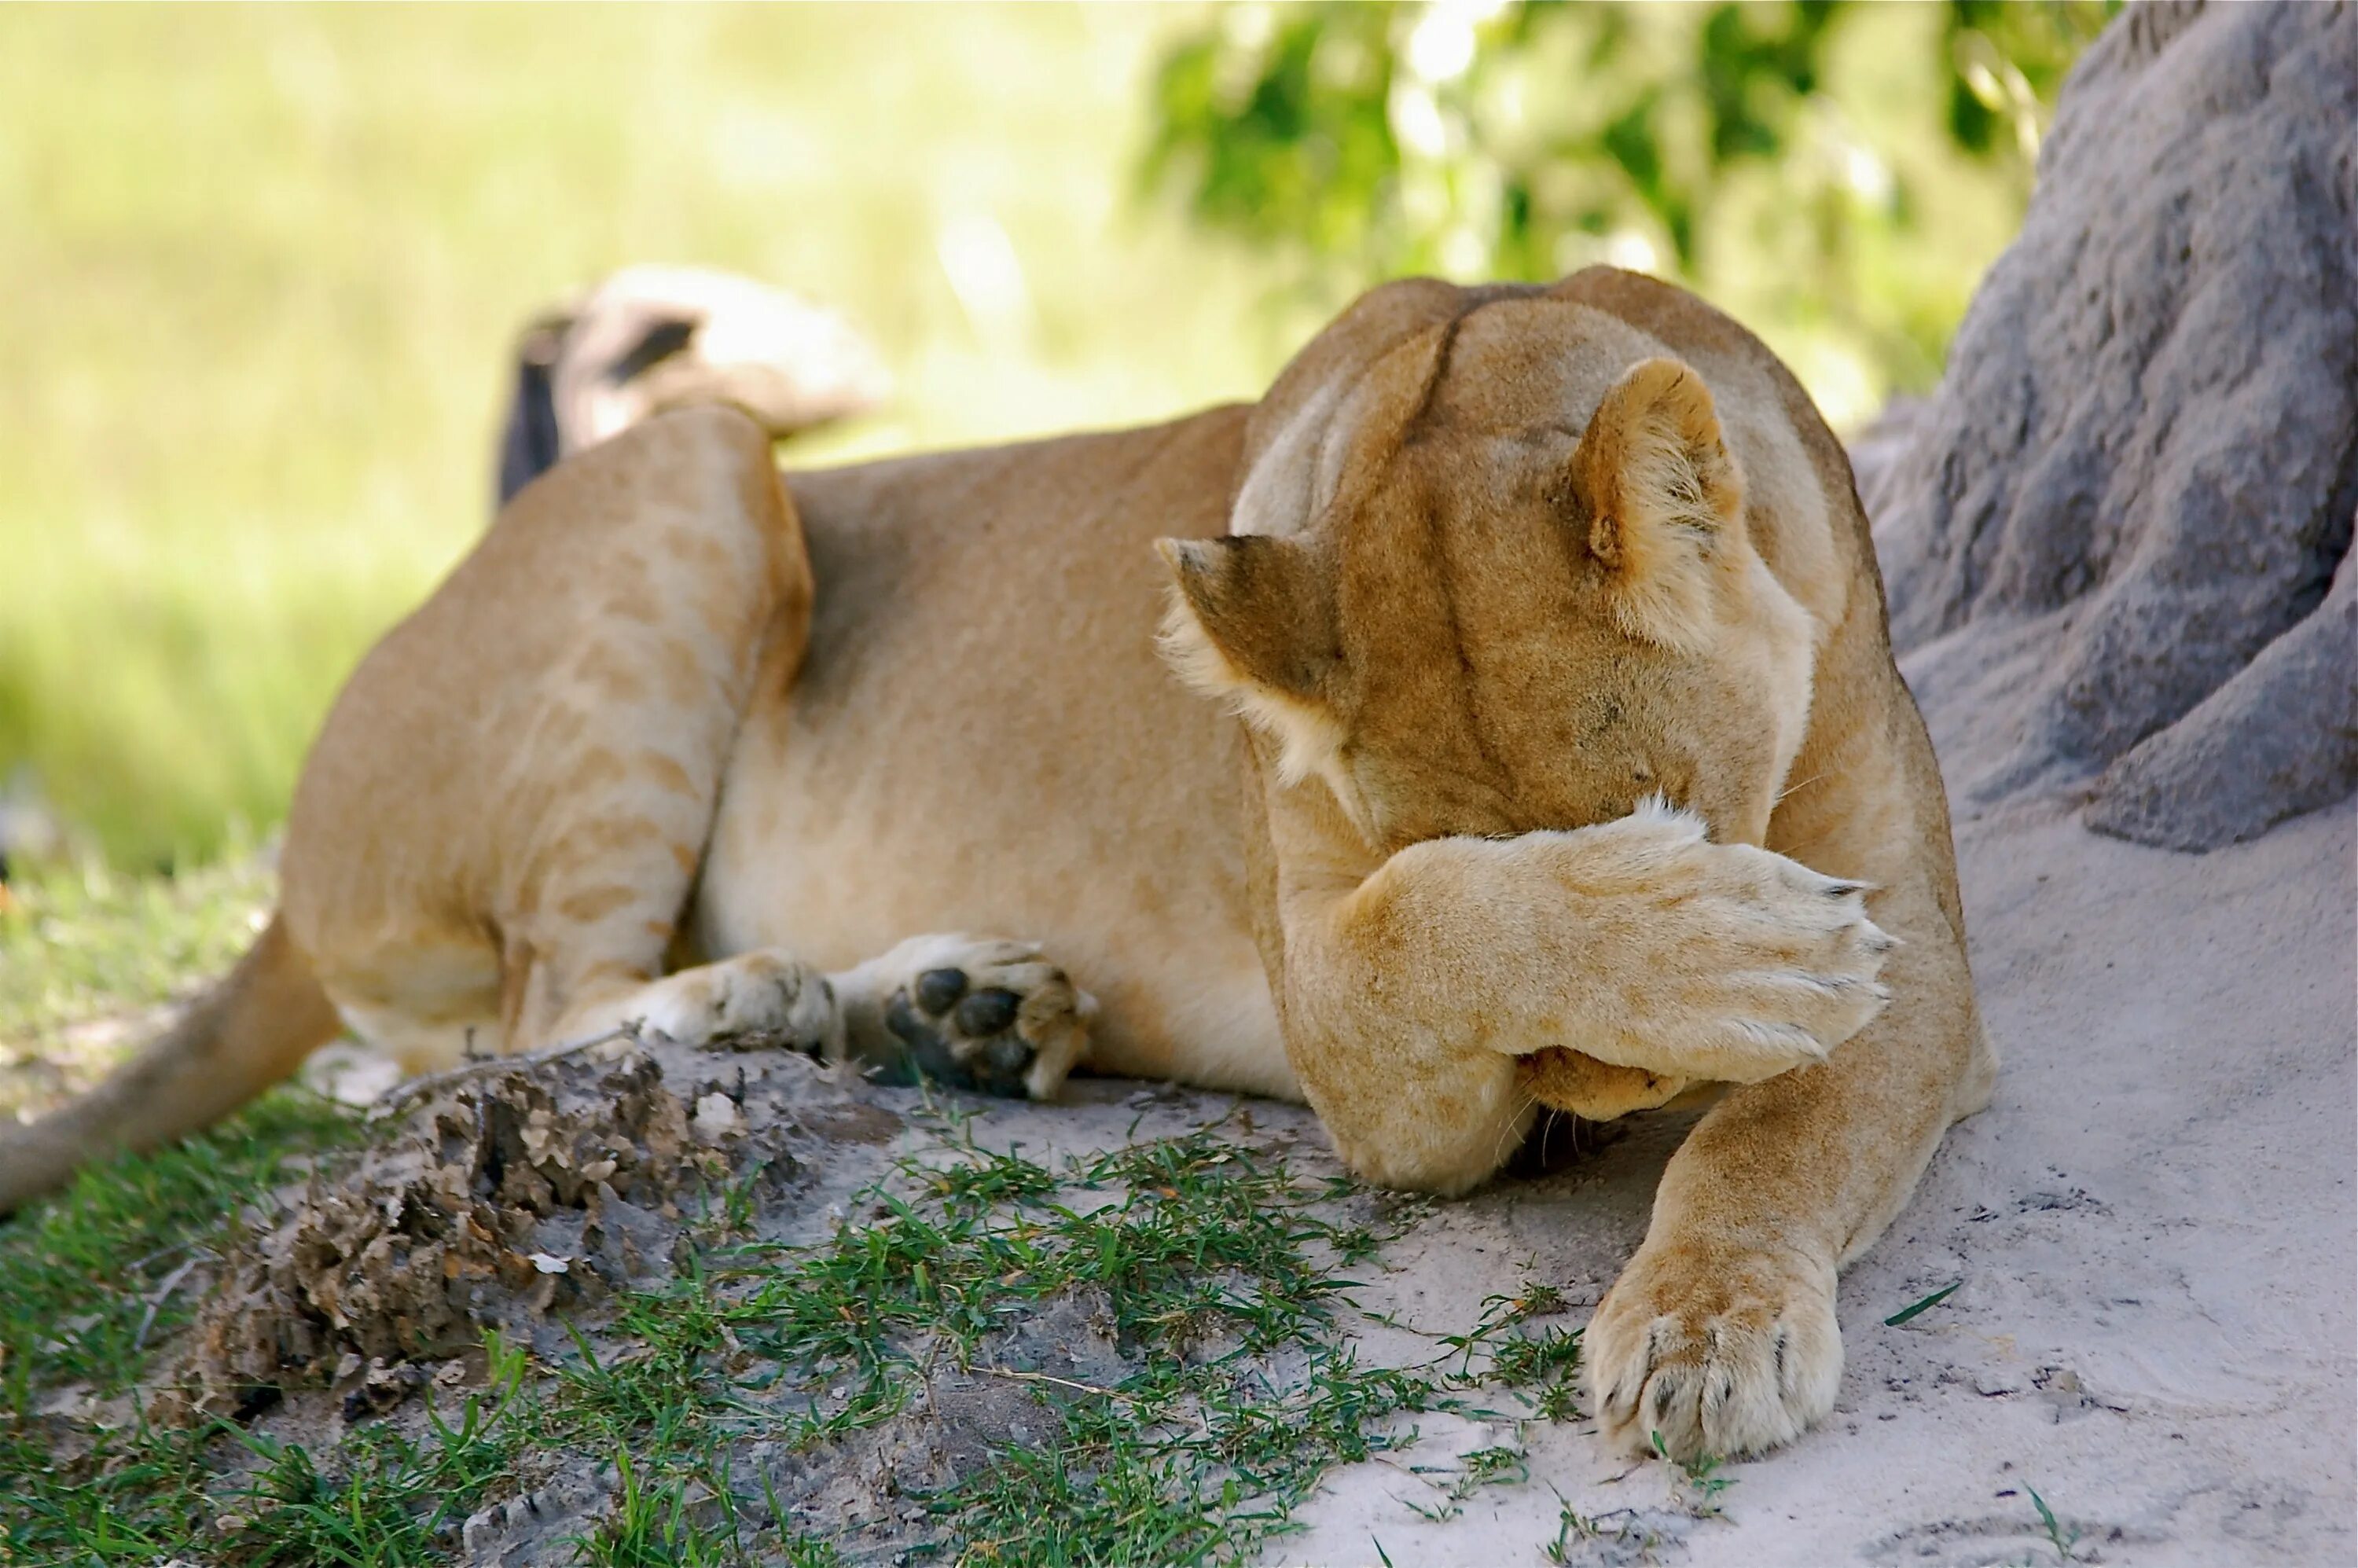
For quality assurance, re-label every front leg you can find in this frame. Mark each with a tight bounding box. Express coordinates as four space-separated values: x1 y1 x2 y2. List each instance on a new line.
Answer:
1278 802 1895 1193
1581 865 1993 1460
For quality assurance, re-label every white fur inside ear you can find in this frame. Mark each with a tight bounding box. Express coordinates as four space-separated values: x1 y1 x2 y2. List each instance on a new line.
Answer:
1624 409 1728 544
1155 594 1345 788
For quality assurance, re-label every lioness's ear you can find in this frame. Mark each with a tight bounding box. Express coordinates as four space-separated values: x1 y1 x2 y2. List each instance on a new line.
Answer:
1570 357 1745 649
1153 535 1344 785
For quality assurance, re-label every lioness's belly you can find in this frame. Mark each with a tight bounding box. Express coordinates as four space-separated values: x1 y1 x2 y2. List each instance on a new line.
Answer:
692 408 1298 1098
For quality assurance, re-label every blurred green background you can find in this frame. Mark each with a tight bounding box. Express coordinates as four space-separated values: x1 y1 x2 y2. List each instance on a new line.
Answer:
0 1 2109 879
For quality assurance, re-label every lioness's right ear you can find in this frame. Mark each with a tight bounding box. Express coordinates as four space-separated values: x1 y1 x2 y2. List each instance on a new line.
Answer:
1153 535 1344 786
1570 356 1745 651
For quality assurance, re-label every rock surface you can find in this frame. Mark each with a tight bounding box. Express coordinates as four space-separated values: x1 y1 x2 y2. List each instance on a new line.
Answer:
1871 0 2357 850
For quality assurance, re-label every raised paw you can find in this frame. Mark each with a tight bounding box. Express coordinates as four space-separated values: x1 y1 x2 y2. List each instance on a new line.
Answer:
1581 1238 1842 1463
1571 806 1897 1085
853 935 1093 1100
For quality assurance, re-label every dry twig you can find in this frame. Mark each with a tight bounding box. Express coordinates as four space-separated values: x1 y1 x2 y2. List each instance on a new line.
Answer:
369 1024 637 1117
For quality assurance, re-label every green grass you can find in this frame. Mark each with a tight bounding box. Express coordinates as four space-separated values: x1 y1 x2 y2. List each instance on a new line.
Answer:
2027 1484 2084 1564
0 1089 360 1409
0 1085 373 1563
1884 1279 1964 1327
215 1348 531 1568
1541 1490 1662 1562
1 1093 1600 1566
541 1125 1445 1565
0 3 1292 871
0 843 274 1063
1657 1434 1736 1518
0 4 2037 873
2 1325 530 1568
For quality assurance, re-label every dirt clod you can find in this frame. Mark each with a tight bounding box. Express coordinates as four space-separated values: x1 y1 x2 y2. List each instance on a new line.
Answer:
177 1047 769 1417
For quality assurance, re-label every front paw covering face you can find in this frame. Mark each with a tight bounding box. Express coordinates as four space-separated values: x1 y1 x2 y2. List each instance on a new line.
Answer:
1155 335 1820 1116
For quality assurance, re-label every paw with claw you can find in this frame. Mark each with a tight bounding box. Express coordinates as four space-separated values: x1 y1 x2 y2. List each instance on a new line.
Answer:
1582 1236 1842 1462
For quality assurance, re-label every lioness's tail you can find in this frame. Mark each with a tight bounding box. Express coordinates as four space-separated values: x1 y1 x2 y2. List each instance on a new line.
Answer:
0 913 341 1214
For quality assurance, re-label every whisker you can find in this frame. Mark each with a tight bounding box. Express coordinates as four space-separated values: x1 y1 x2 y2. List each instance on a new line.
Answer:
1769 819 1845 859
1493 1084 1547 1168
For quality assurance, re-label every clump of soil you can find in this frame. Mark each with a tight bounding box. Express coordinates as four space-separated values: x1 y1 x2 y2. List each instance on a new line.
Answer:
31 1041 1569 1565
174 1043 798 1419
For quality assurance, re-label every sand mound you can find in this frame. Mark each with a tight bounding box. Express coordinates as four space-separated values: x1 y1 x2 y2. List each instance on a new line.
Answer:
1871 1 2357 850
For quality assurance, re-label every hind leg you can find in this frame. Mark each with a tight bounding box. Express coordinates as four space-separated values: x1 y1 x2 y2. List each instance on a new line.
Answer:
478 407 826 1062
295 405 1092 1099
288 406 814 1073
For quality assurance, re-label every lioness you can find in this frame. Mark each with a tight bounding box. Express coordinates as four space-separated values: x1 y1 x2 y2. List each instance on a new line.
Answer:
0 270 1993 1460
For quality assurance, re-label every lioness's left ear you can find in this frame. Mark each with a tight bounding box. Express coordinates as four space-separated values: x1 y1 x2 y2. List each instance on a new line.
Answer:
1569 357 1745 649
1153 535 1344 785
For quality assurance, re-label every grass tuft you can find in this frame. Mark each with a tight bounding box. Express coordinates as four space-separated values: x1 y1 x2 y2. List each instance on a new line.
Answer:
2027 1483 2083 1563
4 1065 1608 1563
1883 1280 1964 1327
0 1088 358 1408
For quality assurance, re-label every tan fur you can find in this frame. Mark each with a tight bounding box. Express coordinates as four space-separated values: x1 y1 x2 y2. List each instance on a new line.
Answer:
0 269 1992 1464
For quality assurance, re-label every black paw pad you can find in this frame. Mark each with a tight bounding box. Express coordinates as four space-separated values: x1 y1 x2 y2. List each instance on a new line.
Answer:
966 1030 1034 1099
914 968 969 1015
880 991 964 1086
954 988 1021 1036
871 982 1034 1098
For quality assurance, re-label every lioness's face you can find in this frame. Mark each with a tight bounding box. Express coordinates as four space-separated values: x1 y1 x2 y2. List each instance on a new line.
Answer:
1160 287 1817 854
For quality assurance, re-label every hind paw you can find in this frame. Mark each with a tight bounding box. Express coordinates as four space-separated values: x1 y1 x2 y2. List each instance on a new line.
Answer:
843 935 1093 1099
618 950 843 1058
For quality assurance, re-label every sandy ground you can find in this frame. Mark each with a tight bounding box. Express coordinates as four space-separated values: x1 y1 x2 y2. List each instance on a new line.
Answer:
1255 799 2356 1567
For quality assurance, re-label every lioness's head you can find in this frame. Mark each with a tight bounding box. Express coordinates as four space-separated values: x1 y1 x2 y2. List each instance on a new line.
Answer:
1157 275 1820 852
